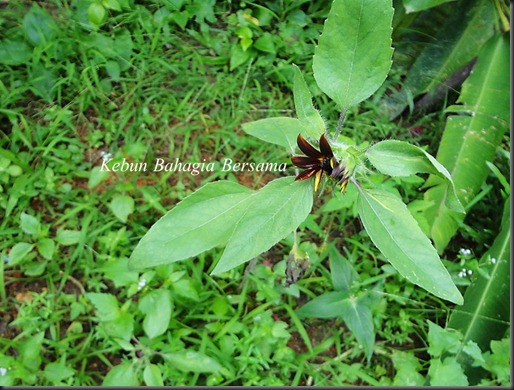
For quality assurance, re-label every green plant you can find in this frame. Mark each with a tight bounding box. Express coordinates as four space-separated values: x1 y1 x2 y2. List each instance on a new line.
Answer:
130 1 468 364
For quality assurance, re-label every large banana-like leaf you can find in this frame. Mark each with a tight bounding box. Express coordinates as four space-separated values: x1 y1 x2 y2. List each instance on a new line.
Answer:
383 0 496 118
447 196 510 384
422 33 510 252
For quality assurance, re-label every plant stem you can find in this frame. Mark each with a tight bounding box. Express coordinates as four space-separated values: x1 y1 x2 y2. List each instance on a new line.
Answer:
333 107 347 140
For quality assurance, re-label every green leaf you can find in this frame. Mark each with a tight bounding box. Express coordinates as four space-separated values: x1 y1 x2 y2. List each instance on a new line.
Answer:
423 33 510 251
242 117 305 151
88 2 107 26
384 0 496 118
366 140 464 213
143 364 164 386
88 166 109 189
109 194 135 223
229 44 253 70
20 332 44 372
56 229 81 245
165 351 222 373
102 0 122 11
292 64 325 138
329 246 358 293
103 362 139 386
403 0 457 13
447 196 510 378
427 320 461 357
313 0 393 109
44 362 75 384
22 5 58 46
20 212 41 236
254 33 276 53
297 292 374 359
139 289 172 339
429 357 468 386
86 293 120 321
212 177 313 274
297 291 349 318
392 351 425 386
339 295 374 360
97 257 139 287
8 242 35 266
37 238 55 260
102 312 134 341
129 181 254 269
357 188 463 304
0 40 32 65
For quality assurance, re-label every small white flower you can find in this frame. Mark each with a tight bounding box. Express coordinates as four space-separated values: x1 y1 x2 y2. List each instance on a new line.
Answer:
0 367 7 376
491 258 497 264
137 278 147 290
467 269 473 275
459 248 471 256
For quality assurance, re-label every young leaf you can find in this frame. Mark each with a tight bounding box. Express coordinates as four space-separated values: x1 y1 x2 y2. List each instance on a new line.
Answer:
297 291 374 359
20 212 41 236
428 357 468 386
109 194 135 223
103 362 139 386
143 364 164 386
329 246 359 293
242 117 305 152
357 187 463 304
313 0 393 109
292 64 325 138
366 140 464 213
22 5 58 46
164 351 222 373
129 181 254 269
8 242 34 266
139 288 172 339
423 33 510 252
212 178 313 274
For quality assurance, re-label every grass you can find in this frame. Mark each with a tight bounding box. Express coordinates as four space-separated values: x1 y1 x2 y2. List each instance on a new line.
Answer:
0 0 510 386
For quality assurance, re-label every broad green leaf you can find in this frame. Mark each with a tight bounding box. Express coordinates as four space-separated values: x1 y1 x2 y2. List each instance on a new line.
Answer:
366 140 464 213
56 229 81 245
313 0 393 109
357 188 463 304
212 177 313 274
129 181 254 269
37 238 55 260
392 351 425 386
0 40 32 65
88 2 106 25
88 166 109 188
242 117 305 152
22 5 58 46
329 246 359 293
164 351 222 373
423 33 510 251
427 320 461 357
20 332 44 372
254 33 276 53
86 293 120 321
339 296 374 360
20 212 41 235
102 312 134 341
139 289 172 339
403 0 457 13
383 0 496 118
44 362 74 384
297 291 349 318
109 194 135 223
428 357 468 386
292 64 325 138
103 362 139 386
8 242 34 266
143 364 164 386
447 196 510 382
297 292 374 359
